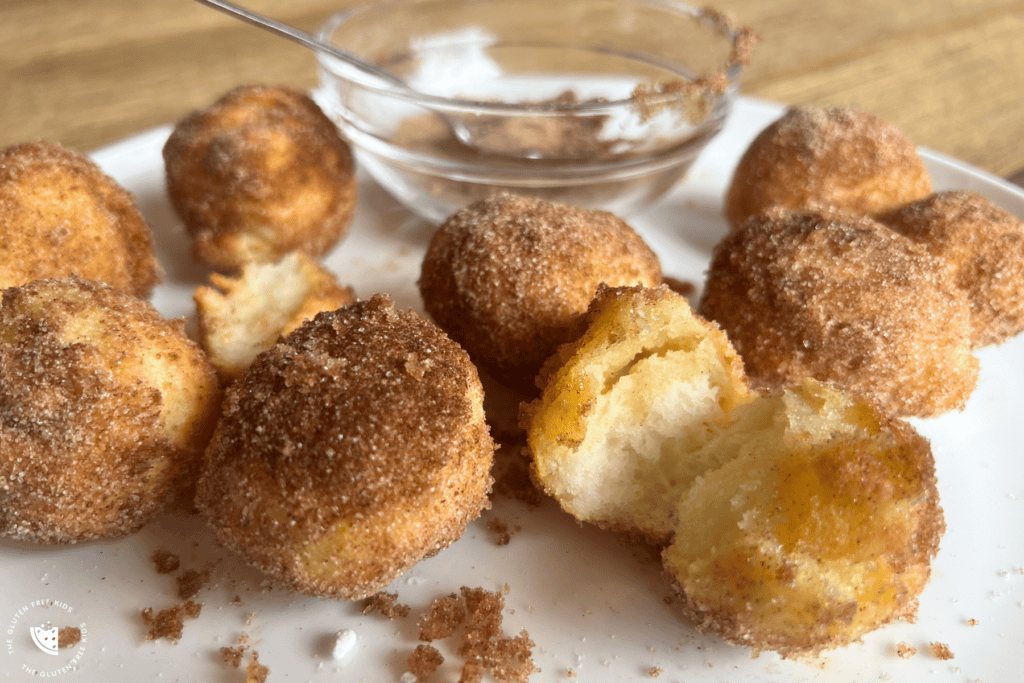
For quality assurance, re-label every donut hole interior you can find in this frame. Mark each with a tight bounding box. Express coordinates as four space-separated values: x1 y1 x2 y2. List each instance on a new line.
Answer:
664 382 937 654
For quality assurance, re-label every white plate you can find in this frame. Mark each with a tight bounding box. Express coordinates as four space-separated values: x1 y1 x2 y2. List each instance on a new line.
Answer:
2 97 1023 683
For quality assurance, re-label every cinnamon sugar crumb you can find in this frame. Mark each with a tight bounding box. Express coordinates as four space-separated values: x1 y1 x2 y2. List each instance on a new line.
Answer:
246 650 270 682
408 644 445 680
930 642 954 660
647 667 662 678
141 600 202 642
415 587 537 682
176 568 211 600
968 618 979 627
896 642 917 659
221 645 245 668
420 593 467 641
458 587 536 683
57 627 81 649
151 549 181 574
565 669 577 678
487 517 512 546
363 591 410 619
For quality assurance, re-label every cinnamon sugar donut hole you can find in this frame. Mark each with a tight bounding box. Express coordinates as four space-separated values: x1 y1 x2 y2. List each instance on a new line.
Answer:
418 194 662 391
878 191 1024 347
163 84 356 272
0 276 220 544
0 141 161 296
724 106 932 228
195 295 495 600
699 210 977 418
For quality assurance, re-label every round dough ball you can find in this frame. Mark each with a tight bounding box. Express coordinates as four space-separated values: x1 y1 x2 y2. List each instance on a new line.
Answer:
419 194 662 391
163 84 357 272
879 191 1024 347
0 140 161 296
664 380 943 657
724 106 932 228
0 276 221 543
699 210 977 418
195 294 495 600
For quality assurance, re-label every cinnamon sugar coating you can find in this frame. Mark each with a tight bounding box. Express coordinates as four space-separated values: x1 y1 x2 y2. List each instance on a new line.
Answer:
195 295 495 600
724 106 932 228
163 84 357 272
699 211 977 418
419 194 661 391
0 277 221 543
0 141 161 296
878 191 1024 347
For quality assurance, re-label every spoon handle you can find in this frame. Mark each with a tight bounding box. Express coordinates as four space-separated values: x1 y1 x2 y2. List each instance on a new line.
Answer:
193 0 407 89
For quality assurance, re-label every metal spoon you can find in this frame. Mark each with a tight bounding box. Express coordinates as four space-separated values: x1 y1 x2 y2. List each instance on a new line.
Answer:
194 0 410 92
193 0 507 152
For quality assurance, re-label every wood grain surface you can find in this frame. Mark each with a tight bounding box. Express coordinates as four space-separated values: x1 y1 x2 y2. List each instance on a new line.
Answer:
2 0 1023 180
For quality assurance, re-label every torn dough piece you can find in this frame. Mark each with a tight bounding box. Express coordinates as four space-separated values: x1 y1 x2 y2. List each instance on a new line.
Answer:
522 285 944 657
194 251 355 382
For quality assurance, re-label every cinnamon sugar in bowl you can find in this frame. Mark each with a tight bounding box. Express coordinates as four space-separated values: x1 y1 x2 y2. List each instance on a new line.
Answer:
314 0 755 222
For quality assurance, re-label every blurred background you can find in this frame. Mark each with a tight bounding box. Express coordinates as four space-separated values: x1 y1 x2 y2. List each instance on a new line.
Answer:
2 0 1023 180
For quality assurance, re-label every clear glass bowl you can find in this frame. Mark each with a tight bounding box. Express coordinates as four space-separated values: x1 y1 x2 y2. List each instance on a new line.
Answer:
314 0 754 223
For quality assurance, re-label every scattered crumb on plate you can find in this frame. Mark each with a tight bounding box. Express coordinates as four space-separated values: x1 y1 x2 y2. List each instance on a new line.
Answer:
57 626 81 649
419 593 466 642
151 549 181 574
362 591 410 619
221 645 245 668
408 643 444 680
141 600 202 642
930 642 954 660
487 517 512 546
896 642 917 659
176 567 211 600
245 650 270 683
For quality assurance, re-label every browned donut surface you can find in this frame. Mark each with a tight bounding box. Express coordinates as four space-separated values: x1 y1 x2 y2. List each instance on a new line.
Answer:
163 84 356 272
699 210 977 418
0 140 161 296
195 294 495 600
0 276 220 543
724 106 932 228
879 191 1024 347
418 194 661 391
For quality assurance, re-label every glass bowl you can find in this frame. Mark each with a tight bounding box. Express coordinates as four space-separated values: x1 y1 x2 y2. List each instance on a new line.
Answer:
314 0 755 223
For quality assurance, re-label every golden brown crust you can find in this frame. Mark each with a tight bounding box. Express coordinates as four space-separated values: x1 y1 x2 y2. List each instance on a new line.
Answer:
195 294 495 600
699 210 977 418
724 106 932 228
878 191 1024 347
0 276 220 543
163 84 357 272
0 140 162 296
419 194 661 391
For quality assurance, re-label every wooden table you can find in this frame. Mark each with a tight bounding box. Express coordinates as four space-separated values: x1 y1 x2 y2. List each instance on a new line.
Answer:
3 0 1023 184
